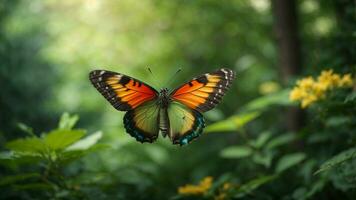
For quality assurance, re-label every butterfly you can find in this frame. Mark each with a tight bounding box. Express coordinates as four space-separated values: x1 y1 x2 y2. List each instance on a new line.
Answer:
89 68 236 145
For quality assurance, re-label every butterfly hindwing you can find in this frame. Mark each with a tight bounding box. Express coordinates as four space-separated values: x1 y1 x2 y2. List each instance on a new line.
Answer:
170 68 235 113
123 100 160 143
166 101 206 145
89 70 158 111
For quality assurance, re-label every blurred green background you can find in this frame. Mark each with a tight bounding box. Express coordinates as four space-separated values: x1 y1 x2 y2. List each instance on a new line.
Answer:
0 0 355 199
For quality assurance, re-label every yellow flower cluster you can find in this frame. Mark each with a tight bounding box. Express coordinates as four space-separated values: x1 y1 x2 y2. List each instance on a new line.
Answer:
178 176 213 195
178 177 236 200
289 70 354 108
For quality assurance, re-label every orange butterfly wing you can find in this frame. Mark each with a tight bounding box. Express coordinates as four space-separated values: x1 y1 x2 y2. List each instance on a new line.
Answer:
170 68 235 112
89 70 158 111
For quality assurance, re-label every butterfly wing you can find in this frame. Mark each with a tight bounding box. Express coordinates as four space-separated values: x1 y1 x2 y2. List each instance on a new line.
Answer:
170 68 235 113
166 101 205 145
89 70 158 111
124 100 160 143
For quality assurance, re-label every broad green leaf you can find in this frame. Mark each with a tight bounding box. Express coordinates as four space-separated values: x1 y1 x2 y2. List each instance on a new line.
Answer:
220 146 253 159
58 112 79 130
243 89 292 112
205 112 260 133
266 133 296 150
231 112 260 129
275 153 306 173
5 137 47 153
66 131 102 151
204 119 237 133
0 173 40 186
44 129 86 150
235 175 277 198
314 146 356 175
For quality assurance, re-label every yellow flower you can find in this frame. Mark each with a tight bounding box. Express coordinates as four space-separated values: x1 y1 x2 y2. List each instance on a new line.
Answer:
301 94 318 108
339 74 353 87
178 176 213 195
297 76 315 89
289 69 354 109
289 87 304 101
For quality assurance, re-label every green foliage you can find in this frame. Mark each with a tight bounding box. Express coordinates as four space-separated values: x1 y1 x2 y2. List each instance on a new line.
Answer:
205 111 260 133
315 146 356 175
220 146 253 159
0 113 105 199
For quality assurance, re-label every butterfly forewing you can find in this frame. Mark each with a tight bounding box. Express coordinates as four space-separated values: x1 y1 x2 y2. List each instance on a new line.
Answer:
170 68 236 113
89 70 158 111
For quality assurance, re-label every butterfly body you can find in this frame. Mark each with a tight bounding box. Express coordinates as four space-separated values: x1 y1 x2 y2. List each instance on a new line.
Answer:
89 68 235 146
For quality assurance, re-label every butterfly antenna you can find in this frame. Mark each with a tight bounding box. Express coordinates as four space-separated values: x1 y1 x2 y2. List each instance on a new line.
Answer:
165 68 182 92
147 67 161 89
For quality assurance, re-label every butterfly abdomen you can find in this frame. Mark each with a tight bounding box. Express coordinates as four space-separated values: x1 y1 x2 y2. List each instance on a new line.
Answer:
159 108 169 137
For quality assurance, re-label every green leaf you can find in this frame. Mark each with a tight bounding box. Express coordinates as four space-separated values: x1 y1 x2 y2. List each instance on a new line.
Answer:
220 146 253 159
58 112 79 130
66 131 102 151
314 146 356 175
205 112 260 133
252 152 274 168
5 137 47 154
0 173 41 186
231 112 260 129
44 129 86 150
243 89 292 112
251 131 271 149
17 123 35 137
275 153 306 173
235 175 277 198
325 116 350 127
344 91 356 103
266 133 296 150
